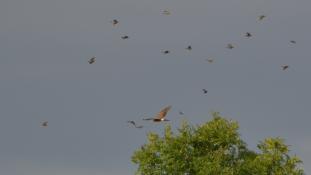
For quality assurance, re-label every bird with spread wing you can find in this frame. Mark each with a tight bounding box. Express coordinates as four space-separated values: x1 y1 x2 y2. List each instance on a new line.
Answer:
143 105 172 122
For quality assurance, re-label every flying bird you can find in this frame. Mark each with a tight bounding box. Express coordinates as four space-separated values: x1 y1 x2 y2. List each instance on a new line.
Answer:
162 50 170 54
202 89 208 94
178 111 184 115
206 58 214 63
127 121 143 128
282 65 289 70
227 43 234 49
121 35 129 39
40 121 48 127
143 105 172 122
88 56 96 64
162 10 171 15
258 15 266 21
245 32 252 38
290 40 296 44
111 19 119 26
186 45 192 51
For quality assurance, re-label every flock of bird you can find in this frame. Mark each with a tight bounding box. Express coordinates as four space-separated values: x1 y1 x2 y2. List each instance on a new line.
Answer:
39 11 295 129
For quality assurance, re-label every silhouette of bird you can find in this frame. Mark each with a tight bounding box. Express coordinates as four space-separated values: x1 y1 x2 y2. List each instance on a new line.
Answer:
290 40 296 44
121 35 129 39
143 105 172 122
179 111 184 115
245 32 252 38
162 10 171 15
111 19 119 26
186 45 192 51
127 121 143 128
202 89 208 94
206 58 214 63
88 56 96 64
282 65 289 70
40 121 48 127
227 43 234 49
258 15 266 21
162 50 170 54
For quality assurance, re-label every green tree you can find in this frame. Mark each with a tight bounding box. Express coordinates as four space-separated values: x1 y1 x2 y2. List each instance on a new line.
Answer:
132 112 304 175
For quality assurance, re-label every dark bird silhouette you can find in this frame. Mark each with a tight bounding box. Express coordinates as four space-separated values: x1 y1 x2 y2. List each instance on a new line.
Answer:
88 56 96 64
40 121 48 127
186 45 192 51
206 58 214 63
282 65 289 70
111 19 119 26
121 35 129 39
227 43 234 49
143 105 172 122
202 89 208 94
290 40 296 44
258 15 266 21
127 121 143 128
162 50 170 54
179 111 184 115
245 32 252 38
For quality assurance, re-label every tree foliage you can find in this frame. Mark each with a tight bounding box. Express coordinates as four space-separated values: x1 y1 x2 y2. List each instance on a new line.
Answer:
132 112 304 175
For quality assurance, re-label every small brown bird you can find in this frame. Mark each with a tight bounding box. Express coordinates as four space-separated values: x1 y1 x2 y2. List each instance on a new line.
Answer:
127 121 143 128
282 65 289 70
186 45 192 51
245 32 252 38
258 15 266 21
162 50 170 54
143 105 172 122
162 10 171 15
40 121 48 127
121 35 129 39
111 19 119 26
290 40 296 44
227 43 234 49
202 89 208 94
88 56 96 64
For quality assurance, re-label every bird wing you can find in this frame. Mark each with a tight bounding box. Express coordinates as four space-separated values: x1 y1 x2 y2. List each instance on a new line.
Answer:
154 105 172 120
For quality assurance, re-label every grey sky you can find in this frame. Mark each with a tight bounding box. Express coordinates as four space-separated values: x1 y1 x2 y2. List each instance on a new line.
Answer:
1 0 311 174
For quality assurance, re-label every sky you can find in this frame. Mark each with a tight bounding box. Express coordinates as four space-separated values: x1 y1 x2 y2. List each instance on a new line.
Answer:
1 0 311 174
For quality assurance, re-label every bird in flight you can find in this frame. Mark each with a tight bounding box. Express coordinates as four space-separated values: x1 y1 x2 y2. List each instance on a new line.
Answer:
202 89 208 94
282 65 289 70
179 111 184 115
121 35 129 39
186 45 192 51
127 121 143 128
143 105 172 122
162 10 171 15
258 15 266 21
162 50 170 54
88 56 96 64
227 43 234 49
290 40 296 44
40 121 48 128
111 19 119 26
245 32 252 38
206 58 214 63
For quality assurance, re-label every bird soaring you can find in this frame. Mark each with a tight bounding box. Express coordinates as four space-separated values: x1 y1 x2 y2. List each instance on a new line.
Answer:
88 56 96 64
282 65 289 70
258 15 266 21
121 35 129 39
111 19 119 26
40 121 48 127
143 105 172 122
127 121 143 128
162 50 170 54
202 89 208 94
227 43 234 49
186 45 192 50
245 32 252 38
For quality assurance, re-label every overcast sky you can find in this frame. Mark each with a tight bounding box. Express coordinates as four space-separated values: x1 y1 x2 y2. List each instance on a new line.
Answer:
1 0 311 174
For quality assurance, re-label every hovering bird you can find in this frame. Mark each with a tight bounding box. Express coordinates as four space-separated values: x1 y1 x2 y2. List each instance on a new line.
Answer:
245 32 252 38
258 15 266 21
88 56 96 64
206 58 214 63
162 50 170 54
227 43 234 49
127 121 143 128
186 45 192 51
282 65 289 70
121 35 129 39
110 19 119 26
40 121 48 127
143 105 172 122
162 9 171 15
290 40 296 44
202 89 208 94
